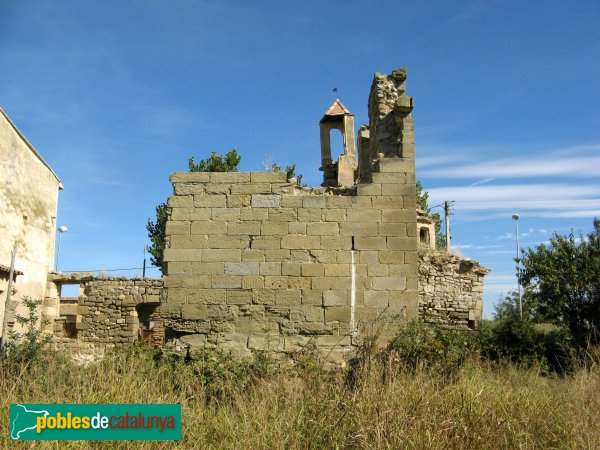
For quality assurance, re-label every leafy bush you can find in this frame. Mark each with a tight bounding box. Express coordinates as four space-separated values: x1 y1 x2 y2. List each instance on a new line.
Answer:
480 294 575 373
520 219 600 348
3 296 51 365
151 346 277 402
388 320 479 376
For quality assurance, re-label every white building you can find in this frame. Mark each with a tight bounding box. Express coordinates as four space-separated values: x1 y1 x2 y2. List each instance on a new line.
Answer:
0 108 63 339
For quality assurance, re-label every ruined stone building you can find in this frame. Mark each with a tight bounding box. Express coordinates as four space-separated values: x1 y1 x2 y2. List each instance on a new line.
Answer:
155 68 488 363
37 68 488 363
0 108 63 340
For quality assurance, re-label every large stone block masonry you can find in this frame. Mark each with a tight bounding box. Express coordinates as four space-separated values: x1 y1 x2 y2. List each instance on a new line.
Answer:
162 69 421 363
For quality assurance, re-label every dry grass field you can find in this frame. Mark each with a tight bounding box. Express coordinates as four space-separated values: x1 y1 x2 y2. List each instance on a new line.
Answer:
1 342 599 449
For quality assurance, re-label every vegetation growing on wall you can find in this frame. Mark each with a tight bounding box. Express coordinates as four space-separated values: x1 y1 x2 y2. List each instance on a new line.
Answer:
270 162 304 186
146 149 242 272
188 148 241 173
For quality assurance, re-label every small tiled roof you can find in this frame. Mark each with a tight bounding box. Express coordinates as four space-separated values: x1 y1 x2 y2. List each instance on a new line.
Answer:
322 99 351 118
0 264 23 276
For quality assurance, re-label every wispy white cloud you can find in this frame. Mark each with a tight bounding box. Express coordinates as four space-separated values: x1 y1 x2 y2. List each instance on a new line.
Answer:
422 154 600 179
468 177 495 187
485 282 516 298
521 227 535 237
537 209 600 218
416 154 462 169
452 244 473 249
427 184 600 219
475 244 503 249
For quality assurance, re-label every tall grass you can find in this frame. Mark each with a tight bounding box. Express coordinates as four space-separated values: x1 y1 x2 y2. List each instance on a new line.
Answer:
1 342 599 449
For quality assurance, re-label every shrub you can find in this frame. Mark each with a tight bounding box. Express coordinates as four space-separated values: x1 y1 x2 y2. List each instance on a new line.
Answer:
388 320 480 376
481 294 576 373
3 296 51 365
152 346 278 403
480 319 575 373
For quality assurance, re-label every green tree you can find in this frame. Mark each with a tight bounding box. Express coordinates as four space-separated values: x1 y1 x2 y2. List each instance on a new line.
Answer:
480 292 574 372
146 203 168 269
146 149 241 273
188 148 241 172
520 219 600 348
416 181 446 250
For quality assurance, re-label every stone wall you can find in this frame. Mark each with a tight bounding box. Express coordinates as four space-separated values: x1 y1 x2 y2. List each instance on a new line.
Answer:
163 168 418 362
38 68 489 364
418 251 490 330
162 69 418 363
48 273 164 358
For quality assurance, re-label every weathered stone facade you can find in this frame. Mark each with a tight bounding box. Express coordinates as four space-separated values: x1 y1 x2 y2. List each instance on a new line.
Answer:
418 251 490 330
47 273 164 357
46 251 489 360
161 69 419 362
38 67 489 363
0 108 63 340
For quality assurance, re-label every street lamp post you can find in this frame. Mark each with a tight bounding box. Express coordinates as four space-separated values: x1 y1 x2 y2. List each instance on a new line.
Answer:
512 214 522 319
55 226 68 273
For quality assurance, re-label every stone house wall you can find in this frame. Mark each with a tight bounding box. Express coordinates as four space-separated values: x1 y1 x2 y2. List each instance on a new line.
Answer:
45 251 488 360
0 108 62 340
48 273 164 357
418 251 490 330
162 163 418 362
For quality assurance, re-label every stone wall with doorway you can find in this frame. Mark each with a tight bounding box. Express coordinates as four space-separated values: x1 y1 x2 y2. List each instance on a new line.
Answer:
46 273 164 358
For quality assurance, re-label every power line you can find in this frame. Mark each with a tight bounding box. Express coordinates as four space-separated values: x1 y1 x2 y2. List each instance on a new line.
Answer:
451 199 600 205
61 267 145 273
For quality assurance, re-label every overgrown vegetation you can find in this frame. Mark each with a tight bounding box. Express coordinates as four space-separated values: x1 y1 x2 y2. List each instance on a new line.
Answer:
481 292 576 373
3 296 51 365
270 162 304 186
1 329 599 449
188 148 241 173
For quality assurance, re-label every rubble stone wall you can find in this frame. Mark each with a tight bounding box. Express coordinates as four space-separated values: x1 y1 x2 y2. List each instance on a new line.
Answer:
49 274 164 357
418 252 489 330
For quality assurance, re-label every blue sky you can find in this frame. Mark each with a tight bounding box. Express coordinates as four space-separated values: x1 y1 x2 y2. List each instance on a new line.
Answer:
1 0 599 317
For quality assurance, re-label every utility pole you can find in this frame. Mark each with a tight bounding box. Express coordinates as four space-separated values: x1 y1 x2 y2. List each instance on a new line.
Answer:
512 213 522 319
1 242 18 351
444 201 452 252
143 246 147 279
